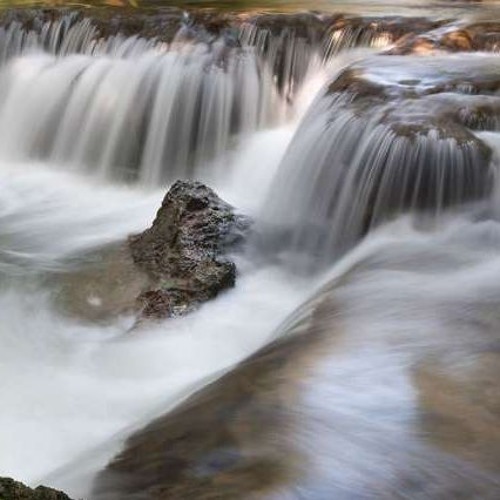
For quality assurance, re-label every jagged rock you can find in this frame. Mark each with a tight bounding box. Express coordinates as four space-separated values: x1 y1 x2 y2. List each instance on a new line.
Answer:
56 181 248 323
129 180 249 319
0 477 73 500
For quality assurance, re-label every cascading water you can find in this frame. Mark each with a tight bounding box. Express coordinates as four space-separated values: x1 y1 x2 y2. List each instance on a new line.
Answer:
257 54 500 267
0 41 284 183
0 8 346 496
1 3 500 499
0 10 399 185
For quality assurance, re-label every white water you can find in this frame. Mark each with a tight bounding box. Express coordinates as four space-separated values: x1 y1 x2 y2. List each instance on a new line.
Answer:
1 7 499 499
0 22 335 488
258 54 500 268
0 148 315 498
262 213 500 498
0 16 346 496
0 46 284 183
0 10 397 188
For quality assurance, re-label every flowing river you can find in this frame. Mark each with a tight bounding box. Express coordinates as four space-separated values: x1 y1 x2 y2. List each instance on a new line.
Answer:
0 1 500 499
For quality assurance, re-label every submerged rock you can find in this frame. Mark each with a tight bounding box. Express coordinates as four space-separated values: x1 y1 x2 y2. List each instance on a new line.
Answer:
0 478 73 500
130 180 247 319
56 244 152 323
93 234 500 499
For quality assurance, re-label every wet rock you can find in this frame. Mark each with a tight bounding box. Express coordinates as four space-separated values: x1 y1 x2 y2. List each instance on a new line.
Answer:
0 477 73 500
130 180 249 319
415 352 500 471
325 15 446 56
388 21 500 55
56 181 248 323
93 245 500 499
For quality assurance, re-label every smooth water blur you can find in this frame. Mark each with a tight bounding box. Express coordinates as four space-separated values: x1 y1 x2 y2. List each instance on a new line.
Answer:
0 148 315 498
0 0 499 498
0 12 331 492
0 20 329 486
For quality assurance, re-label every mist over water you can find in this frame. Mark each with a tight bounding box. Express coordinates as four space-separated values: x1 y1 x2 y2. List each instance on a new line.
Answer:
0 2 499 499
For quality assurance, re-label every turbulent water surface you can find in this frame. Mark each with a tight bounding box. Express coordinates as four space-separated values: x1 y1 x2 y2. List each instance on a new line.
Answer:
0 1 499 499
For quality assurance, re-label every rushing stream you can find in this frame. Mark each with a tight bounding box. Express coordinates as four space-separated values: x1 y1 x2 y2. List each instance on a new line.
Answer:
0 1 500 499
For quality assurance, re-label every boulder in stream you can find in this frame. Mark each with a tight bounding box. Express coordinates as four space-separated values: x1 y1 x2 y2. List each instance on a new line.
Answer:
57 181 249 323
130 180 249 319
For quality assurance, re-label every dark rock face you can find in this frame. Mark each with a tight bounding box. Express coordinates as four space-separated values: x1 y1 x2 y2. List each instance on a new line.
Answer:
55 181 247 323
0 478 73 500
130 180 248 319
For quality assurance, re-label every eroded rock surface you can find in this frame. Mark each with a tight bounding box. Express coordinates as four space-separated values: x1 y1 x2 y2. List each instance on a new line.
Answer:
130 180 248 319
56 181 247 323
0 478 73 500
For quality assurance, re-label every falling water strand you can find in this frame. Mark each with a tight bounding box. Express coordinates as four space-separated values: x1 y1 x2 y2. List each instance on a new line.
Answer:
257 89 497 268
0 12 399 186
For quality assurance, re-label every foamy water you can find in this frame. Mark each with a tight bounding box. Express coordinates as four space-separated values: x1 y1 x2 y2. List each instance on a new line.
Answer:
1 7 499 499
0 152 316 497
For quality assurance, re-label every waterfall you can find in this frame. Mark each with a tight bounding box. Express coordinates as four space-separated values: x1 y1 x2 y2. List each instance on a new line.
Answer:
0 44 282 184
3 5 499 499
257 54 500 268
0 10 402 186
0 13 286 184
